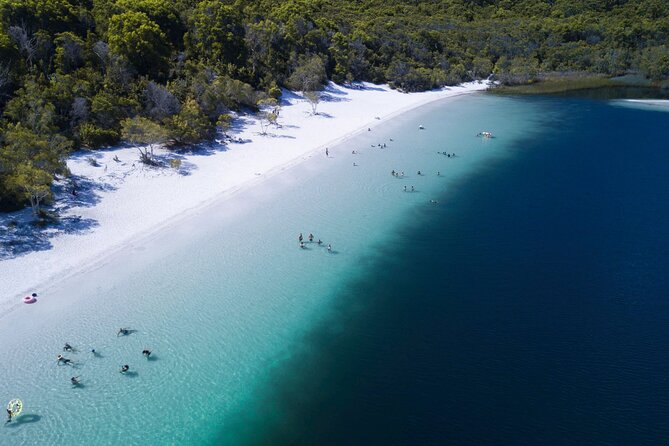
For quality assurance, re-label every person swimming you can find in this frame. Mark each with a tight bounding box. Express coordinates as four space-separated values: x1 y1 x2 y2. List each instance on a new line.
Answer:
120 365 130 373
327 244 332 252
6 408 12 423
298 233 303 243
411 186 415 192
317 239 323 245
300 241 305 249
57 354 72 365
117 328 129 337
308 233 314 242
404 185 407 192
64 343 73 351
142 349 152 358
417 170 422 175
71 376 80 386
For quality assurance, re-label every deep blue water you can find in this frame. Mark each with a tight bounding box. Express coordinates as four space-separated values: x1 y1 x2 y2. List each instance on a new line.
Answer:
223 95 669 445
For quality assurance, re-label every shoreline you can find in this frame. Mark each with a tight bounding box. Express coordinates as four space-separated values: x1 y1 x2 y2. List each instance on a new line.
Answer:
0 81 488 313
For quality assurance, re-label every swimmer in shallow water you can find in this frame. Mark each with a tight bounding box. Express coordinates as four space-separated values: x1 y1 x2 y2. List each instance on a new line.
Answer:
57 354 72 365
117 328 129 337
142 349 152 358
64 343 73 351
120 365 130 373
327 244 332 252
71 376 80 386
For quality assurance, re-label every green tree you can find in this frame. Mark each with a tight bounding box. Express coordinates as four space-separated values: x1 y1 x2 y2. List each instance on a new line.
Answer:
164 98 212 146
286 55 327 91
256 97 278 135
115 0 185 48
216 113 232 138
304 90 321 115
6 162 53 215
121 116 167 164
108 11 170 78
186 1 245 70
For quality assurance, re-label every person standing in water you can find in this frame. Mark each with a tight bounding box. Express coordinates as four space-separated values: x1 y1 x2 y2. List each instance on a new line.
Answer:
325 148 329 157
308 233 314 242
327 244 332 252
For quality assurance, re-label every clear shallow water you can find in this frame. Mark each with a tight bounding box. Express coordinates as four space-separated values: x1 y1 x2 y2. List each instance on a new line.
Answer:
3 92 668 445
0 93 543 445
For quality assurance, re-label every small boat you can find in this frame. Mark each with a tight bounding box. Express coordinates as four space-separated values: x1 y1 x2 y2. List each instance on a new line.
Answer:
477 131 493 138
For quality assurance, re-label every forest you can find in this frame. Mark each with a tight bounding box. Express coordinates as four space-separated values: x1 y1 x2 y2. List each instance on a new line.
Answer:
0 0 668 211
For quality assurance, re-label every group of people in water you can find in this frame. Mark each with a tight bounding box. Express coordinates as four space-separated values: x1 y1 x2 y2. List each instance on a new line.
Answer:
52 328 153 389
298 233 332 252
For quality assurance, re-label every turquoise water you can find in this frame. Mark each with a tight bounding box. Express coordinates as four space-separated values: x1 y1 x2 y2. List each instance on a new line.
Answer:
0 94 551 444
218 94 669 445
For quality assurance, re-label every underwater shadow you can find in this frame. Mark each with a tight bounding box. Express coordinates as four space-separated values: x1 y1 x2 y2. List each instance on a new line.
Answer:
6 414 41 427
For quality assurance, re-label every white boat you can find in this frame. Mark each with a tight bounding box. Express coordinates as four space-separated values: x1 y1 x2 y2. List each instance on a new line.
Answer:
477 131 493 138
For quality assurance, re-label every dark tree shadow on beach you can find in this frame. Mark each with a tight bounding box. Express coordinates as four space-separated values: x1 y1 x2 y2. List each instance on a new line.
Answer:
4 174 106 241
0 212 99 260
344 82 385 92
259 133 296 139
320 92 350 104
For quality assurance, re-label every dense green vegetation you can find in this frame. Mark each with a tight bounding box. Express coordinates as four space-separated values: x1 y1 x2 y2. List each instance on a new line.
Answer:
1 0 668 212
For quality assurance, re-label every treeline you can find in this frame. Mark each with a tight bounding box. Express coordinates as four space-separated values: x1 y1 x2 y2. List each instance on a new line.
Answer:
1 0 668 212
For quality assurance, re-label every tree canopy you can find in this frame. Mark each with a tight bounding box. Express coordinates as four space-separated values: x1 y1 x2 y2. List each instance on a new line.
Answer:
1 0 668 211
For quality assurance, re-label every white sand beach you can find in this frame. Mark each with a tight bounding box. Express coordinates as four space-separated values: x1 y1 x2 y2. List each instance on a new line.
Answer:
0 81 488 315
